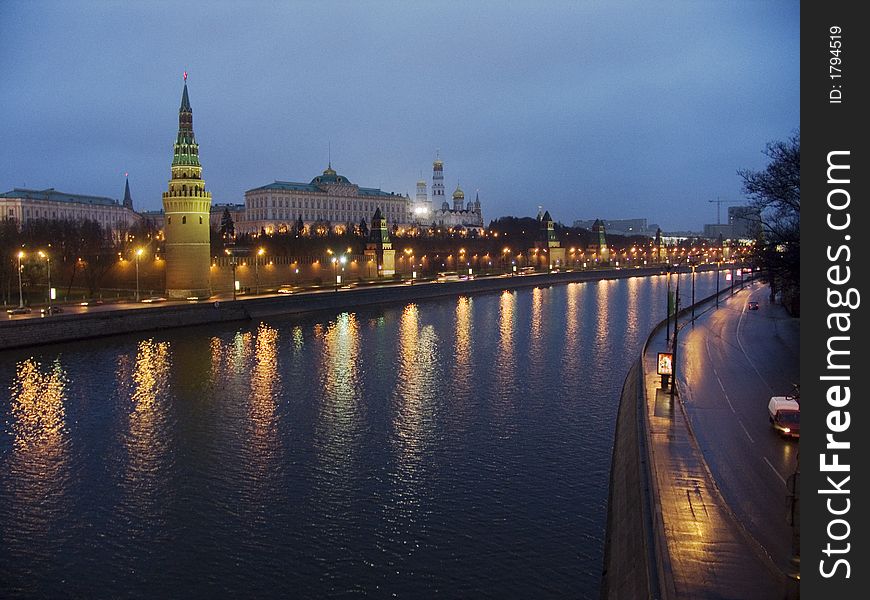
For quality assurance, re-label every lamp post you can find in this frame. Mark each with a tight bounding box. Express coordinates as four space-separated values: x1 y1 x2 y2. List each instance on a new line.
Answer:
665 265 672 343
691 261 696 322
670 279 681 399
715 259 721 307
332 257 338 291
135 247 143 302
226 248 237 300
38 250 52 310
256 247 265 295
17 250 24 308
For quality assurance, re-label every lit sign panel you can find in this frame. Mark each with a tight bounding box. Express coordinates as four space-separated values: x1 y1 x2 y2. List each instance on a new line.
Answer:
657 352 674 376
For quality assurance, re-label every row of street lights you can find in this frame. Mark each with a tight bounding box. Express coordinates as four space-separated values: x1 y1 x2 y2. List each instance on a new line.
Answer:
13 249 54 309
12 247 149 309
664 258 750 397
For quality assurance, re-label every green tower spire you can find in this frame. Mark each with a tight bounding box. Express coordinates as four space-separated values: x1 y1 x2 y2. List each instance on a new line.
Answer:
173 78 200 168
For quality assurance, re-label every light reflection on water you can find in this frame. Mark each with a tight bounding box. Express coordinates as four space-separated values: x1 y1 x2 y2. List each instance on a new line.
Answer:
248 324 280 469
124 340 172 491
0 272 726 598
316 312 362 480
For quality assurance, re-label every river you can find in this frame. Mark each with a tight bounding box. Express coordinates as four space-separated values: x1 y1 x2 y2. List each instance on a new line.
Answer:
1 271 725 598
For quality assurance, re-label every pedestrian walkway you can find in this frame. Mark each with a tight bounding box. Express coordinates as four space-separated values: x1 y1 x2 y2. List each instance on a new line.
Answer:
641 300 788 599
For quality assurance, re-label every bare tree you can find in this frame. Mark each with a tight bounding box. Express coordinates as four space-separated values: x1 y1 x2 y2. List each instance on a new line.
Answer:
738 130 800 313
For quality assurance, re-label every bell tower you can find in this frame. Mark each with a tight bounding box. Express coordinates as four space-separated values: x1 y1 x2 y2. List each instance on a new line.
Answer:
162 72 212 299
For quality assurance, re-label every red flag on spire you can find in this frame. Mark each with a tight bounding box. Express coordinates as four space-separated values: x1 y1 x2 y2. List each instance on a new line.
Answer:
183 71 188 82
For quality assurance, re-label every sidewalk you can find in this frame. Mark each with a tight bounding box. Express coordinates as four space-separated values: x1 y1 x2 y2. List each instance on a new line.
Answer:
640 297 788 598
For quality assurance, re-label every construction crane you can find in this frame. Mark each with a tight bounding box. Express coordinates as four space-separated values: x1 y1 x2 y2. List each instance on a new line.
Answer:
708 197 731 225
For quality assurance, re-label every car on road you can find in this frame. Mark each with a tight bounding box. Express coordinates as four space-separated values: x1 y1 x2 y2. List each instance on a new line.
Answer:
747 301 759 310
6 307 31 316
80 299 104 306
40 306 64 315
768 396 800 438
277 285 296 294
141 296 167 303
436 272 460 283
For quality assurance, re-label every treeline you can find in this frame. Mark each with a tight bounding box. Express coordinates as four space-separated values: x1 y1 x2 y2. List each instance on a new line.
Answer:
0 218 159 303
739 130 800 315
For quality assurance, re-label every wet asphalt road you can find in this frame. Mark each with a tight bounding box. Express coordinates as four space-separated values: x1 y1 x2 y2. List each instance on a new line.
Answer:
677 283 800 575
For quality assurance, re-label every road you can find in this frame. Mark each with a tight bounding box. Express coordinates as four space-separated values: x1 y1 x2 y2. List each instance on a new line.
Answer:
1 270 538 322
676 283 799 575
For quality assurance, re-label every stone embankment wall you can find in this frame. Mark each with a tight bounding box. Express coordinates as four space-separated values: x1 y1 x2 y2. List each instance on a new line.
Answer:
1 267 676 351
600 360 661 599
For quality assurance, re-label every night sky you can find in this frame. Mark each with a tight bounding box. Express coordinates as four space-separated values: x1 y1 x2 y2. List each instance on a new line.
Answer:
0 1 799 231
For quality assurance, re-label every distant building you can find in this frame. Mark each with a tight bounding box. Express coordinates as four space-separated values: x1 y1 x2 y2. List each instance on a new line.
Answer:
139 209 165 231
573 218 655 237
364 207 396 276
210 203 245 229
423 155 484 232
410 176 432 221
533 210 565 269
432 186 484 233
244 164 410 234
587 219 611 263
0 184 141 233
701 205 761 240
728 205 761 239
702 224 734 239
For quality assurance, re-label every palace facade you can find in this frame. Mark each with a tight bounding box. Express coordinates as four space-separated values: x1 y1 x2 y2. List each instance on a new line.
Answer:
243 165 410 235
0 181 140 233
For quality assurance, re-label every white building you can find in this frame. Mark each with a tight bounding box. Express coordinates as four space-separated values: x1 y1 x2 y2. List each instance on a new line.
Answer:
0 184 141 232
412 155 484 232
243 164 410 234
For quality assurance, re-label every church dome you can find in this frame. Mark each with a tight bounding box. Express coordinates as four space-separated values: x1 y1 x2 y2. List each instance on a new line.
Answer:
312 164 350 185
452 186 465 200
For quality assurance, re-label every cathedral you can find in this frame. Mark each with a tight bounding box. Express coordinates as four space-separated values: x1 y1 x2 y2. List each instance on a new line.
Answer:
409 153 484 233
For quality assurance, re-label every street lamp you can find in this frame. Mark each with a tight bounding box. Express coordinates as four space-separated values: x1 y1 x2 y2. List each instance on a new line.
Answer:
691 261 697 322
135 247 143 302
256 247 265 295
670 269 682 400
16 250 25 308
226 248 237 300
38 250 52 310
332 256 338 291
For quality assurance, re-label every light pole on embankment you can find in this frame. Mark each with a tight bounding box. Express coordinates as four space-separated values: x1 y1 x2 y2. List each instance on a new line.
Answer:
665 265 672 344
38 250 52 310
16 250 25 308
691 261 697 322
715 259 721 307
134 247 143 302
255 247 265 295
670 274 681 400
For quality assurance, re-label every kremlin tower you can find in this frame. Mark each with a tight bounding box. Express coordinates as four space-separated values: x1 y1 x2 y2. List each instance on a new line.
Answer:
162 73 212 299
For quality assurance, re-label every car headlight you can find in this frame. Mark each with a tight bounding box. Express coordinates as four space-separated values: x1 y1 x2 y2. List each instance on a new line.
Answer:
783 428 790 433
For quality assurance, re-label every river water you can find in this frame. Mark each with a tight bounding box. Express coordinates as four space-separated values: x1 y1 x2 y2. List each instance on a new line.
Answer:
1 272 723 598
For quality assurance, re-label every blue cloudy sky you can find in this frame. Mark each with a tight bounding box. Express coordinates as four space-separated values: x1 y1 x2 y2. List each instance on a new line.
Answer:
0 1 799 231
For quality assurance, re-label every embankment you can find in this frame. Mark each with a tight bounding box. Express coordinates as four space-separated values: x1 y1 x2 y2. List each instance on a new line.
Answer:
1 266 681 351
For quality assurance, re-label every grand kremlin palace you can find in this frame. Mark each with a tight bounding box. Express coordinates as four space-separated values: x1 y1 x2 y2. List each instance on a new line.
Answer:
243 165 410 234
